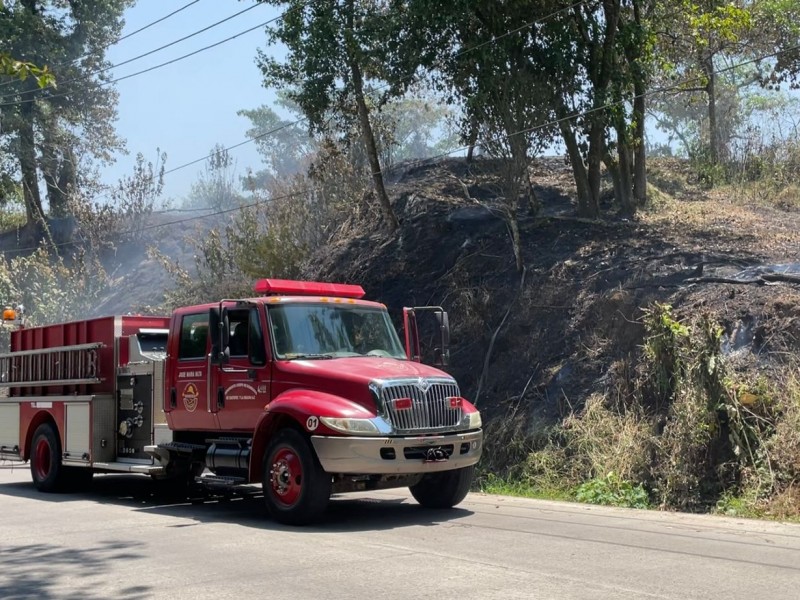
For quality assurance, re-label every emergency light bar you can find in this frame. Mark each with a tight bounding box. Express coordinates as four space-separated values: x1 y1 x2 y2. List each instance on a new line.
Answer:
253 279 366 299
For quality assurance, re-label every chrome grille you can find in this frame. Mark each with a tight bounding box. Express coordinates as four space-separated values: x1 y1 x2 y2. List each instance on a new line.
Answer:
379 378 462 433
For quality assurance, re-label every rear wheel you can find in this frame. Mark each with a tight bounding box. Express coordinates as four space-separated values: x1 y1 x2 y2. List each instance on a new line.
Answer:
30 423 67 493
410 465 475 509
262 429 331 525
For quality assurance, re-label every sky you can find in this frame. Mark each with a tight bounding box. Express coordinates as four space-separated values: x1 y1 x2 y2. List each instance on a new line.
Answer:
103 0 286 202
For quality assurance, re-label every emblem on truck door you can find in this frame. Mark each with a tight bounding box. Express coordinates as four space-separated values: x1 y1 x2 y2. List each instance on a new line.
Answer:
182 383 199 412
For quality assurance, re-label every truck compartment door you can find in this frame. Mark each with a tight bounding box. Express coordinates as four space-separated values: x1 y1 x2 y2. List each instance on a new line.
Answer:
64 403 90 463
0 403 21 457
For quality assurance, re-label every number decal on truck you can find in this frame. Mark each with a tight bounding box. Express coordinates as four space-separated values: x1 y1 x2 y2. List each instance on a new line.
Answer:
306 416 319 431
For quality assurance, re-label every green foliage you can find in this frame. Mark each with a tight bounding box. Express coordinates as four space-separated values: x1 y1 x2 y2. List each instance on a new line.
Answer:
186 145 242 211
255 0 401 228
0 0 132 223
0 248 109 351
69 151 167 250
0 52 55 88
157 139 367 311
486 302 800 518
480 472 572 502
575 472 650 509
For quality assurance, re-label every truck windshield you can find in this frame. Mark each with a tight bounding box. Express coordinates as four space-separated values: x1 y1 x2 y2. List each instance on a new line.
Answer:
268 303 406 360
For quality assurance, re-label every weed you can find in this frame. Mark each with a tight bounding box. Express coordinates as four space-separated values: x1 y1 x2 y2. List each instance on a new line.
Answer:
575 472 650 509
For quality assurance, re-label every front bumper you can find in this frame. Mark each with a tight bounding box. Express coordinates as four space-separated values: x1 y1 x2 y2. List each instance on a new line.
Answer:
310 429 482 475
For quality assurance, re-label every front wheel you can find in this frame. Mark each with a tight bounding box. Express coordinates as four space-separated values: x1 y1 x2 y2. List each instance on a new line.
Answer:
30 423 67 492
262 429 331 525
410 465 475 509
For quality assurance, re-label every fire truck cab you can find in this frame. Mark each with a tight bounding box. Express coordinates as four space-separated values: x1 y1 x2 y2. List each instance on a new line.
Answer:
0 279 483 524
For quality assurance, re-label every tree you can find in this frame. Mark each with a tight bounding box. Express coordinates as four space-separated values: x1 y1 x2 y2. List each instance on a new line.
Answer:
397 0 656 218
186 145 243 210
0 0 131 225
652 0 800 170
0 53 54 87
255 0 401 230
238 92 318 189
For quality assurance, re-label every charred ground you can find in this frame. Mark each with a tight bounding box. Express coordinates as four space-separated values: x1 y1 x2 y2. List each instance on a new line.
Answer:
305 157 800 426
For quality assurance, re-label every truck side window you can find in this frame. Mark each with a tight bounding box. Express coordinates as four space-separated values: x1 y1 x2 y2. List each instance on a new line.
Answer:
228 310 249 357
179 314 208 360
248 308 266 365
227 308 266 366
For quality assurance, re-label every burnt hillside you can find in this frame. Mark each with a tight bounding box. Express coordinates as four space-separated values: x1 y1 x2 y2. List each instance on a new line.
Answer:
306 157 800 425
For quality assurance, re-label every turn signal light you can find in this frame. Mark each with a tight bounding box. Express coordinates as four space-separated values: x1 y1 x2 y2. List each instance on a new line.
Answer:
447 396 464 408
393 398 413 410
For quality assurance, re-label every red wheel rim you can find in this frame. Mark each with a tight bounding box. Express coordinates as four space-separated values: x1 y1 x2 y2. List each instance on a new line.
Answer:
34 437 51 480
269 447 303 507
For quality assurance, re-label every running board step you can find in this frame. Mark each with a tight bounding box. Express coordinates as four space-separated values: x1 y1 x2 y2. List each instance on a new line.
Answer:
195 474 247 488
155 441 207 454
93 462 165 475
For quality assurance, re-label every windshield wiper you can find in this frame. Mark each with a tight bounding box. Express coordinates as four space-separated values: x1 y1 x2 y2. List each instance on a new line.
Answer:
284 353 335 360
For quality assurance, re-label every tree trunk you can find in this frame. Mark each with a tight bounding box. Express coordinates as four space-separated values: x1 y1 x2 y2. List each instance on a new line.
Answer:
585 121 604 218
604 154 623 212
19 97 44 225
466 114 479 163
559 118 592 216
42 139 69 218
631 0 647 207
507 205 524 274
704 54 720 165
632 84 647 207
346 40 398 231
613 110 635 217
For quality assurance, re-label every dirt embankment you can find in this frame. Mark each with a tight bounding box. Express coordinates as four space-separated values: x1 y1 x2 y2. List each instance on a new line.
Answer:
307 157 800 427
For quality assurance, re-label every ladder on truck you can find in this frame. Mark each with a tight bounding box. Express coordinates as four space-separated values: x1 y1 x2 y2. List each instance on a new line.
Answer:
0 343 103 388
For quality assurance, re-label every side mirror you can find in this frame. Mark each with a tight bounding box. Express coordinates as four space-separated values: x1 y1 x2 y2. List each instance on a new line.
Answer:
434 310 450 367
403 307 420 362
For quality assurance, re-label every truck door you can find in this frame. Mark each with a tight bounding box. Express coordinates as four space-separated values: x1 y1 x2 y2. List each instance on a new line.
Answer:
214 306 271 431
167 311 219 431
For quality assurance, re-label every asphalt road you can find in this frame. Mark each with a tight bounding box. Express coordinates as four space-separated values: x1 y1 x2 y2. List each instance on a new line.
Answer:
1 466 800 600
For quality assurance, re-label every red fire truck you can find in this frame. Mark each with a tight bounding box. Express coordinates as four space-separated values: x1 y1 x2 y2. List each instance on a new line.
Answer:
0 279 482 524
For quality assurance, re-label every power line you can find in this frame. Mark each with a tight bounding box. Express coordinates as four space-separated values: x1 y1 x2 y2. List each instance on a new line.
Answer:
113 0 206 46
164 121 299 175
140 43 800 234
6 3 792 256
379 42 800 179
151 0 593 178
0 0 204 92
0 2 262 103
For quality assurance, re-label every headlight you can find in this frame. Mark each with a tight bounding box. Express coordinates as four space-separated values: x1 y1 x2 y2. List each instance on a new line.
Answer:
466 411 482 429
319 416 381 436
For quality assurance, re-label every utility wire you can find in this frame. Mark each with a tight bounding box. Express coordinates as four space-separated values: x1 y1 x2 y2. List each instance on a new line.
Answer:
4 41 791 257
161 0 592 178
0 2 262 104
0 0 204 92
370 44 799 181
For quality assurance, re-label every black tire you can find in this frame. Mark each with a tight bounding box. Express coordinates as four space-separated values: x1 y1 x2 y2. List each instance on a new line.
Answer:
262 428 331 525
30 423 67 493
409 465 475 509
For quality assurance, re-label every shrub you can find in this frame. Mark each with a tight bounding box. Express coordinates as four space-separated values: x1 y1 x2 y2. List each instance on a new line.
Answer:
576 472 650 509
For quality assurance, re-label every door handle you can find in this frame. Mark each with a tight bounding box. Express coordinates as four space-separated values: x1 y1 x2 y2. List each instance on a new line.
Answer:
170 387 177 409
217 386 225 409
